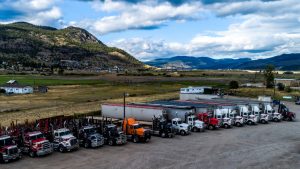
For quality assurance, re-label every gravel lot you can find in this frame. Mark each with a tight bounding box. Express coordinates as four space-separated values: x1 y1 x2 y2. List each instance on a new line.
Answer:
2 101 300 169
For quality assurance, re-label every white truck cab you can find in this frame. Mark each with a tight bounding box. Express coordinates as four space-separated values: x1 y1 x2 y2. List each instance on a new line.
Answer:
240 106 258 125
187 115 205 132
52 128 79 152
215 109 232 128
229 109 244 127
249 104 269 124
263 104 282 122
171 118 191 136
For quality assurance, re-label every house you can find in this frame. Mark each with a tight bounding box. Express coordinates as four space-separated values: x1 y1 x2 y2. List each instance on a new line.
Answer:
0 80 33 94
274 78 300 87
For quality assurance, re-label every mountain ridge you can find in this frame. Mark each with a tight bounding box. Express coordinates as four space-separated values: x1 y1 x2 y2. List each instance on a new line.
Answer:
0 22 142 71
145 54 300 70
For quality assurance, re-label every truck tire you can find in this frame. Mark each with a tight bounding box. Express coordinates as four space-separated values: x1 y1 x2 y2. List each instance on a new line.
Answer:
208 125 214 130
261 119 266 124
274 118 279 122
133 136 139 143
224 124 229 129
84 142 89 148
108 139 114 146
161 132 166 138
59 145 65 153
29 151 35 158
180 130 186 136
145 137 150 143
247 121 253 125
236 122 241 127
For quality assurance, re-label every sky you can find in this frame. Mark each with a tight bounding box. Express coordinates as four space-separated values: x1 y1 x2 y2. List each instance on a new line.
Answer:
1 0 300 61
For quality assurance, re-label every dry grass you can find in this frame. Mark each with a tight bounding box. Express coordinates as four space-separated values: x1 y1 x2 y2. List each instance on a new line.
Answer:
0 91 178 126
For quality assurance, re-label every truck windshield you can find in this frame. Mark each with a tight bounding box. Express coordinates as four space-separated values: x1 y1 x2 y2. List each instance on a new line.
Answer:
60 131 71 136
133 124 142 129
30 133 44 140
0 138 13 147
84 128 97 134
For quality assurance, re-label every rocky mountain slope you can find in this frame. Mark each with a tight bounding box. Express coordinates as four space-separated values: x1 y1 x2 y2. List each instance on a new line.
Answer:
0 22 142 71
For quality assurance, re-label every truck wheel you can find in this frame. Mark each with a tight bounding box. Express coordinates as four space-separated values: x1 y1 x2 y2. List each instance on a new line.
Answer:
208 125 214 130
161 132 166 138
224 124 229 129
236 122 241 127
29 151 35 158
108 139 114 146
84 142 89 148
180 130 186 136
59 146 65 153
133 136 139 143
247 121 252 125
274 118 279 122
261 119 266 124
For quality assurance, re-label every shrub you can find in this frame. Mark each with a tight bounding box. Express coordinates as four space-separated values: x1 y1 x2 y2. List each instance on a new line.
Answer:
285 86 292 93
277 83 285 91
229 81 239 89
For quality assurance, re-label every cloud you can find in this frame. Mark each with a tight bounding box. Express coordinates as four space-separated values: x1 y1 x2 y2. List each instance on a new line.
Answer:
0 0 62 25
69 0 205 34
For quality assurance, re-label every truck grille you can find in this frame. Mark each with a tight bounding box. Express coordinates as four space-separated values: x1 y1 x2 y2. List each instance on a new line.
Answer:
70 139 77 146
8 147 18 155
42 141 51 150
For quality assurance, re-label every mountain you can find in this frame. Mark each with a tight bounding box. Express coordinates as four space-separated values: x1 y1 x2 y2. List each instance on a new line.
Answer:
145 54 300 70
145 56 251 69
0 22 142 71
232 54 300 70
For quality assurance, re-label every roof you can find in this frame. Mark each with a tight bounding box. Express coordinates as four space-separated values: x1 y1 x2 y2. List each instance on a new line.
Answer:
181 86 212 89
54 128 69 132
102 103 164 110
130 102 194 109
26 131 42 136
0 135 10 140
274 78 296 81
1 80 32 88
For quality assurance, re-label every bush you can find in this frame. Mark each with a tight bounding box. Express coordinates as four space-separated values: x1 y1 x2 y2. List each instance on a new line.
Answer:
229 81 239 89
285 86 292 93
0 89 6 93
277 83 285 91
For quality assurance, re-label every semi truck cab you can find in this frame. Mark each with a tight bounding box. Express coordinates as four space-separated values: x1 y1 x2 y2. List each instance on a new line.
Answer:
0 135 22 163
22 131 53 157
52 128 79 152
123 118 151 143
171 118 190 136
239 106 258 125
187 115 205 132
78 125 104 148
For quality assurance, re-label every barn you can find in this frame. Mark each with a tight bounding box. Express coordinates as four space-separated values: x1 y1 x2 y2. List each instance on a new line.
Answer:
0 80 33 94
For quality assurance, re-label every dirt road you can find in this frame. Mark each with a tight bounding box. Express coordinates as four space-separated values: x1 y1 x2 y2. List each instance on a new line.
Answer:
2 102 300 169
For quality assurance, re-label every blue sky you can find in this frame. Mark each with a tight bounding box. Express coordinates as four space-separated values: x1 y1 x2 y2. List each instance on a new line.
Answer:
1 0 300 61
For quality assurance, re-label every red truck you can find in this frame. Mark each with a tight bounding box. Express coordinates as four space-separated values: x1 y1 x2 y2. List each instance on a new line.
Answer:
0 135 22 163
19 131 53 157
198 113 220 130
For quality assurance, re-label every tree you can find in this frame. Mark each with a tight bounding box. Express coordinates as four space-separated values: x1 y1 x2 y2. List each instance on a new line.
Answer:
264 64 275 88
229 80 239 89
285 86 292 93
277 83 285 91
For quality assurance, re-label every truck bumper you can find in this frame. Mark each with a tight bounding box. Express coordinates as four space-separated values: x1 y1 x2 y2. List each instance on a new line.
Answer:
36 148 53 156
2 153 21 162
91 140 104 148
65 143 79 151
116 139 127 145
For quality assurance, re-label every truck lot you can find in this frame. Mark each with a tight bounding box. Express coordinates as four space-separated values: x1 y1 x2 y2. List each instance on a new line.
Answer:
2 101 300 169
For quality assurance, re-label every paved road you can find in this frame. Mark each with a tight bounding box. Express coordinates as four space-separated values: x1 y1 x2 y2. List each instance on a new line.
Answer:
2 102 300 169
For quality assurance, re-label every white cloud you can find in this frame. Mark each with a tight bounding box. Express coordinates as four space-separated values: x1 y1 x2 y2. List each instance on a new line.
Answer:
0 0 62 25
71 0 205 34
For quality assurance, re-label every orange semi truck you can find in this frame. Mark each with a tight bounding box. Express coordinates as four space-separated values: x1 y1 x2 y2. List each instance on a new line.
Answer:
122 118 151 143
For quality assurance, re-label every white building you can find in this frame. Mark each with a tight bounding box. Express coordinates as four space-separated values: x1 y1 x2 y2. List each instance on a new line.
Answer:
0 80 33 94
180 86 213 94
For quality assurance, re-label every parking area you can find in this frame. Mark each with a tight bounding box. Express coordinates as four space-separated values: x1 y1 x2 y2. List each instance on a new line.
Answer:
2 101 300 169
